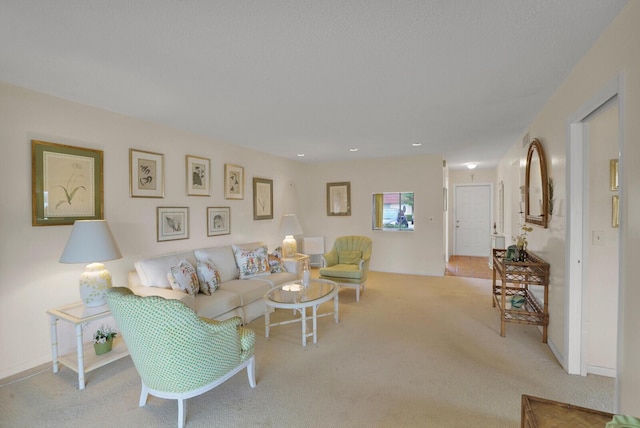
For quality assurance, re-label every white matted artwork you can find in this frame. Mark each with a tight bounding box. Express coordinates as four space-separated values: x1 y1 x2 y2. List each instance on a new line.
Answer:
326 182 351 216
186 155 210 196
207 207 230 236
157 207 189 241
130 149 164 198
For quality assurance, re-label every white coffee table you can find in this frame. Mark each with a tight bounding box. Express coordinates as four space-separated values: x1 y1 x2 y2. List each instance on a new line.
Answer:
264 278 339 346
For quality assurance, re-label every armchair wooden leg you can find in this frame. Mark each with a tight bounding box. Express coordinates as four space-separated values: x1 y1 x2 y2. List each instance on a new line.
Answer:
139 382 149 407
247 356 256 388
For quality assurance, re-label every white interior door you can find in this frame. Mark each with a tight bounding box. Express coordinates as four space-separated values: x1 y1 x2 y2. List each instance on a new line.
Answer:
454 184 491 256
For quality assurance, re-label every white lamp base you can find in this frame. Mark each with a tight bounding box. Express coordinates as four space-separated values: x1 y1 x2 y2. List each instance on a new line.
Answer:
79 262 113 307
282 236 297 258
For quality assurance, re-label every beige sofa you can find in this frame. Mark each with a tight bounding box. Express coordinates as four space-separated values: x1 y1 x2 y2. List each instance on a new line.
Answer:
128 242 299 323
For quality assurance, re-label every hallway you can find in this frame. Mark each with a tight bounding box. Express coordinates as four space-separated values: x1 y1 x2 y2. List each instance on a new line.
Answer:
445 256 492 279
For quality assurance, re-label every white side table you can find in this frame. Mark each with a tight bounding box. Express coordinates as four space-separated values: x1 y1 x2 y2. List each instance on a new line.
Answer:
47 301 129 389
282 253 311 278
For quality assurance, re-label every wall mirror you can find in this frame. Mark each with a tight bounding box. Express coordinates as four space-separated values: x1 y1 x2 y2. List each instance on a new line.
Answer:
372 192 414 231
525 138 549 228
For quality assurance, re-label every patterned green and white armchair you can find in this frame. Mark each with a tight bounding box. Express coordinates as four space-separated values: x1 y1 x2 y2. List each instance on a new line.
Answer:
106 287 256 428
319 235 373 302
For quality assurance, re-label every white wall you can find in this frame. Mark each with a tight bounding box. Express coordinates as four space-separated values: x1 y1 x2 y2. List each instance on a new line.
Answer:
0 82 446 379
495 1 640 415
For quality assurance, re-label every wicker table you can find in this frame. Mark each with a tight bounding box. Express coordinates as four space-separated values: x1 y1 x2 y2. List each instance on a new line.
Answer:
264 279 339 346
521 394 613 427
492 249 550 342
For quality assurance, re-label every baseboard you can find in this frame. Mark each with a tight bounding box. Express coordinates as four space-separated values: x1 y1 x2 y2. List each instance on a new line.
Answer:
587 364 616 378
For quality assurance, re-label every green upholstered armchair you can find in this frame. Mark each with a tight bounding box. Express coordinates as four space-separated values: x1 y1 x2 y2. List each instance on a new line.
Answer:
106 287 256 428
319 235 373 302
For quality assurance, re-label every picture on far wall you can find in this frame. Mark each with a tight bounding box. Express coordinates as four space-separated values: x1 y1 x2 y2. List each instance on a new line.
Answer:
157 207 189 241
207 207 230 236
31 140 104 226
253 177 273 220
130 149 165 198
327 181 351 216
224 164 244 200
186 155 210 196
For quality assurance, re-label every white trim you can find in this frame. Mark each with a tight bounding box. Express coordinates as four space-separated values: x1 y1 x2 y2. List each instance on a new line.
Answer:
452 182 493 256
566 74 622 377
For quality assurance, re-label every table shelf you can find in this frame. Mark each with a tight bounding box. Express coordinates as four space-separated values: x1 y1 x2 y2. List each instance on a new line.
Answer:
492 249 550 342
57 336 128 374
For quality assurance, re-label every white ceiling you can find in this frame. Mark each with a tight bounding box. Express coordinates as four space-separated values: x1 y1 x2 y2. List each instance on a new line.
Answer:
0 1 627 169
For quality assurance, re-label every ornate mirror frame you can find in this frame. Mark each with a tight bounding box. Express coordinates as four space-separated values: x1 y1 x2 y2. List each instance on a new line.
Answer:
525 138 549 228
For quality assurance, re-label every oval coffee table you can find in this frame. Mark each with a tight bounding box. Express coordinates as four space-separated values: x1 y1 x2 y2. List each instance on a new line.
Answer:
264 278 339 346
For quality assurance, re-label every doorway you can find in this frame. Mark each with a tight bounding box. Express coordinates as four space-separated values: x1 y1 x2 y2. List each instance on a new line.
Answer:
454 184 492 257
567 76 622 379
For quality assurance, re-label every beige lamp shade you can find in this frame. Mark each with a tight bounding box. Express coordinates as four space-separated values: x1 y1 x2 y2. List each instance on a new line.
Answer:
279 214 303 258
60 220 122 307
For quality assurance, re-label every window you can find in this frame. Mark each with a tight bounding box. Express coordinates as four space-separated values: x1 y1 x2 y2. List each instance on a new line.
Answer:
372 192 414 231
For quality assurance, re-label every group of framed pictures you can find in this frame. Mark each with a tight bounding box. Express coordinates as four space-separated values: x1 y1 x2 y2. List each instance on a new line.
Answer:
32 140 352 239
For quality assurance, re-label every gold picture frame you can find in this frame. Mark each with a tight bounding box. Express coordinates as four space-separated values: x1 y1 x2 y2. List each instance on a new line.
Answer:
207 207 230 236
186 155 210 196
31 140 104 226
253 177 273 220
612 195 619 228
224 164 244 200
327 182 351 216
157 207 189 241
130 149 165 198
610 159 619 191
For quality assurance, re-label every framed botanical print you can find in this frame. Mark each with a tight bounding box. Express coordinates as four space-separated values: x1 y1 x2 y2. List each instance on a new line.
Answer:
224 164 244 200
186 155 210 196
130 149 165 198
207 207 230 236
253 177 273 220
157 207 189 241
31 140 104 226
327 182 351 216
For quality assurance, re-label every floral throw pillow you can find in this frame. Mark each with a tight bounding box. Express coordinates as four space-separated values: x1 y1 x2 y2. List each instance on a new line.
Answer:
167 259 199 296
268 246 287 273
196 259 221 295
232 245 270 279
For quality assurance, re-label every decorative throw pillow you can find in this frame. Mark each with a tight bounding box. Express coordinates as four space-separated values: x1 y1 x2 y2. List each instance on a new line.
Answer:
339 250 362 265
167 259 199 296
196 259 221 295
233 245 270 279
268 247 287 273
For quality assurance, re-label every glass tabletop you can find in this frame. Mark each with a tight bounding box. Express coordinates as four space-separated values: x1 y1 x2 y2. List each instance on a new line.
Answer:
268 279 337 305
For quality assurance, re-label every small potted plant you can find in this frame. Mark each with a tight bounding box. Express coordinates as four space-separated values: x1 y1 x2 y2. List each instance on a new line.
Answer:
92 324 118 355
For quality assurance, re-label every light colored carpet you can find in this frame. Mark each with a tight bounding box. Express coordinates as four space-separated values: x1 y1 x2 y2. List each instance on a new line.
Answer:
0 272 613 427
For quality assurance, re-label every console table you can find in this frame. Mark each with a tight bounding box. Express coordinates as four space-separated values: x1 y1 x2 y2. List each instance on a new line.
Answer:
521 394 613 427
492 249 550 342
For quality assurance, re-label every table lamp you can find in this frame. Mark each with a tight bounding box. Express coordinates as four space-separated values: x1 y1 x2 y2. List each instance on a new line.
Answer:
59 220 122 307
279 214 303 258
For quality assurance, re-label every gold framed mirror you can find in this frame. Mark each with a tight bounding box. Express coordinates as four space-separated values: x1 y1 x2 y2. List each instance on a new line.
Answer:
525 138 549 228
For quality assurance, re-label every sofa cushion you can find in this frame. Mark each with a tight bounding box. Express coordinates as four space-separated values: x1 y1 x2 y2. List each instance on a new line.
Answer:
194 289 242 319
268 247 287 273
194 246 238 283
196 259 221 295
232 244 270 279
338 250 362 264
219 279 272 305
134 251 196 288
257 271 297 287
319 264 364 280
167 259 199 296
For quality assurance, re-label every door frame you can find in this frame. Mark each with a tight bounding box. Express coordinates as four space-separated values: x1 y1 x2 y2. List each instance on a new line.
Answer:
453 182 493 256
566 74 623 379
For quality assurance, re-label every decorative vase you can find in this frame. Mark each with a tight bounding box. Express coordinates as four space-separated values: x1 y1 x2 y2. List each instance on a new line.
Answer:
93 337 113 355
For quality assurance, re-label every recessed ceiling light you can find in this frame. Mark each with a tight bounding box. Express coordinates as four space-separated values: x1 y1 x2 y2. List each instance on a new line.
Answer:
349 148 359 152
297 153 305 157
466 162 478 170
412 143 422 147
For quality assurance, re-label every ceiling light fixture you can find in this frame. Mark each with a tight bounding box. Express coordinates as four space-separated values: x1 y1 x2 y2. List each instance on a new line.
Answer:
466 162 477 170
412 143 422 147
349 148 358 152
297 153 305 157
